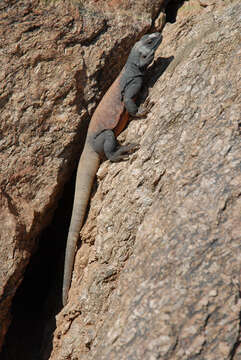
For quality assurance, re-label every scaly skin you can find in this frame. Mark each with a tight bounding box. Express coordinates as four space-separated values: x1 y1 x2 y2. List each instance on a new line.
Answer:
62 32 162 306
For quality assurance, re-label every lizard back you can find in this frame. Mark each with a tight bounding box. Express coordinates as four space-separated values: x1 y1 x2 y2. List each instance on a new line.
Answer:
88 71 129 137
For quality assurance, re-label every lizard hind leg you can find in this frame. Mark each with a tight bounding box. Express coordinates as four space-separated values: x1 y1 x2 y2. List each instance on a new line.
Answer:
93 129 139 162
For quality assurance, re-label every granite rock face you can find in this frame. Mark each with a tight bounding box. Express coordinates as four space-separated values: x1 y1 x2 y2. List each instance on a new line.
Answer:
50 2 241 360
0 0 169 351
0 0 241 359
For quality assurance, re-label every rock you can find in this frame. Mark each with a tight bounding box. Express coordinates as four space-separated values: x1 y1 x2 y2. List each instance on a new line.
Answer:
154 11 166 32
1 0 241 358
198 0 217 7
0 0 170 352
50 2 241 359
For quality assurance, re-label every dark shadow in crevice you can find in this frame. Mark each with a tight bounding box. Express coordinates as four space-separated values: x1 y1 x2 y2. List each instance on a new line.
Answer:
165 0 186 23
0 174 76 360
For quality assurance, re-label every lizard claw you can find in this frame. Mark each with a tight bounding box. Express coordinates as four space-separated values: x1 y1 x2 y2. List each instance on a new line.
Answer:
132 100 154 118
125 143 140 152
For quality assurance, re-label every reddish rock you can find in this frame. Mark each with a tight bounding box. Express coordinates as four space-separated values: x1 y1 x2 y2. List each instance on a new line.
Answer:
0 0 169 352
1 0 241 359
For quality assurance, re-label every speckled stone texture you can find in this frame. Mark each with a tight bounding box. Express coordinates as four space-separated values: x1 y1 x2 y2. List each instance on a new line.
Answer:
51 2 241 359
0 0 167 351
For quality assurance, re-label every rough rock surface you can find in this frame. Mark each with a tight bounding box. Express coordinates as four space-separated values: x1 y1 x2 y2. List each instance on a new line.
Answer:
0 0 169 352
50 2 241 360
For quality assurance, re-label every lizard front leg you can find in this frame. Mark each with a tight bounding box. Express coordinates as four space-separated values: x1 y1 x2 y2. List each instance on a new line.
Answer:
123 79 153 119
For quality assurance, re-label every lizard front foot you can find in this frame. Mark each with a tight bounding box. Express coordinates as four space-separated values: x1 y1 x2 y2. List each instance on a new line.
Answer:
123 143 140 153
109 143 140 162
132 100 154 119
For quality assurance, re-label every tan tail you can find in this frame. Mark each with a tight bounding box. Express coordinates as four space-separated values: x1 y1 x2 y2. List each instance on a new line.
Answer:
62 142 100 305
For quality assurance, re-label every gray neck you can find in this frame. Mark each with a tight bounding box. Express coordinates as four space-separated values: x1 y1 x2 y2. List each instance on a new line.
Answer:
125 51 145 76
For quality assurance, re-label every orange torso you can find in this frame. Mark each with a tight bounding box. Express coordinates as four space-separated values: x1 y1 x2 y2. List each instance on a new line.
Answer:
88 71 129 137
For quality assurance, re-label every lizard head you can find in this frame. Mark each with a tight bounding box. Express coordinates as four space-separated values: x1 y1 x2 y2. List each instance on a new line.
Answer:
132 32 162 69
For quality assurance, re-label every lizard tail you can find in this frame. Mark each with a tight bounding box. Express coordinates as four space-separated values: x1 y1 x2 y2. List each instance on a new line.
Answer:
62 142 100 306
